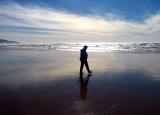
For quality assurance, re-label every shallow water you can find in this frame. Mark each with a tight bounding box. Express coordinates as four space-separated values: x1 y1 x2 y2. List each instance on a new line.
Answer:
0 49 160 115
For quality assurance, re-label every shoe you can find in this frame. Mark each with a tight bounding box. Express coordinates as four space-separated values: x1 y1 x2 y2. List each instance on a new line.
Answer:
79 72 84 75
88 71 93 73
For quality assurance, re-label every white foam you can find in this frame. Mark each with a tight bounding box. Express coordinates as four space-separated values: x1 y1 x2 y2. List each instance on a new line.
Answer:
1 43 160 53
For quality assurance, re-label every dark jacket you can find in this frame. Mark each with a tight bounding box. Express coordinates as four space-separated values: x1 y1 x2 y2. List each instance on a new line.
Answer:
80 48 88 61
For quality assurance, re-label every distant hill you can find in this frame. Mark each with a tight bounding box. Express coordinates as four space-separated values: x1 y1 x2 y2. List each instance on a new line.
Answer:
0 39 19 44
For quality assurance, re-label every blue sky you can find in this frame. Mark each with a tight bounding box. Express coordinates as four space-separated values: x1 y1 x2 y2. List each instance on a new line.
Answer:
0 0 160 43
4 0 160 21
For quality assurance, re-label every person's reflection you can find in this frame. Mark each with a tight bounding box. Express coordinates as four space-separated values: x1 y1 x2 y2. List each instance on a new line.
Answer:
80 73 92 101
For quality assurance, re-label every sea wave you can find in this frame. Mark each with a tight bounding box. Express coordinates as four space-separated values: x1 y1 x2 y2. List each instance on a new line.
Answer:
0 43 160 53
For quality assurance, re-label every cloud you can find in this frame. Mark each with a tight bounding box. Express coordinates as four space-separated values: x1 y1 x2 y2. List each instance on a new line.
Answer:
0 2 160 43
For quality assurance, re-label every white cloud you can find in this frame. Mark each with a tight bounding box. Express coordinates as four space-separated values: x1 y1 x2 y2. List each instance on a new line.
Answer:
0 2 160 43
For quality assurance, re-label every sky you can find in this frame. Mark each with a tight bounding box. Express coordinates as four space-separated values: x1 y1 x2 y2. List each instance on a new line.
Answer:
0 0 160 43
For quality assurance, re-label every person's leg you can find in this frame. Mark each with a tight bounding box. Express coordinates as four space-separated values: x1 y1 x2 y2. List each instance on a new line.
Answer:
80 61 84 74
84 60 92 73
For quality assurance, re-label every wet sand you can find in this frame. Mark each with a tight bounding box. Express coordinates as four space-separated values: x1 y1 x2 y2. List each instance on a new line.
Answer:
0 49 160 115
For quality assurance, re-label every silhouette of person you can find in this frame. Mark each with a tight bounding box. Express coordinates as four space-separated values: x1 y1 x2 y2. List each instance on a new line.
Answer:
80 45 92 74
80 74 92 100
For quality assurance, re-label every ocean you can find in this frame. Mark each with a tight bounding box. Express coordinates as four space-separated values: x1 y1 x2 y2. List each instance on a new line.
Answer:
1 42 160 52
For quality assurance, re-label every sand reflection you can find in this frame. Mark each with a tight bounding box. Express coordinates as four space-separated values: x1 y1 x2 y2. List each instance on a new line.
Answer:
0 50 160 87
79 73 92 101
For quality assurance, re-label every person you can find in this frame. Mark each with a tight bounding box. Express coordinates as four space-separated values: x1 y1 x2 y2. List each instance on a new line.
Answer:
79 45 92 74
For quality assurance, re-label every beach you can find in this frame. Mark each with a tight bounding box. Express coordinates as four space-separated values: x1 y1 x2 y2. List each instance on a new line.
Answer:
0 49 160 115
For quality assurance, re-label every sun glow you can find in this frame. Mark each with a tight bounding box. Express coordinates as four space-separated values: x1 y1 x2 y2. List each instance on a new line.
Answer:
75 23 98 31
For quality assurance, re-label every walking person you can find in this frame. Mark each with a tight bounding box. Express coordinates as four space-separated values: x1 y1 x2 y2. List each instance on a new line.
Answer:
79 45 92 75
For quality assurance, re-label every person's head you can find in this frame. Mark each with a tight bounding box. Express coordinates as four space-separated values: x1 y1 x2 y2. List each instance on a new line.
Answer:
83 45 88 50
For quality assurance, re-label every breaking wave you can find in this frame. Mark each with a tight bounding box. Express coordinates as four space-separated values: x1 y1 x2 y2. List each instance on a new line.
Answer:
1 43 160 53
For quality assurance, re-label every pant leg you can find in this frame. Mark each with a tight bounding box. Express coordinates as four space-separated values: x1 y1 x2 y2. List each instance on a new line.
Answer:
84 60 90 72
80 61 85 73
